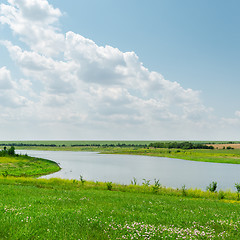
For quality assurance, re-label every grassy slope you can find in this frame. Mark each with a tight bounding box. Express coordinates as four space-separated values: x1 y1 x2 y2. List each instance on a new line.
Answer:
0 155 60 177
1 177 240 239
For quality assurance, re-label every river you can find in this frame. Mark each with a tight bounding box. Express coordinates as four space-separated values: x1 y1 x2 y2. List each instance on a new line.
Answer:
17 150 240 190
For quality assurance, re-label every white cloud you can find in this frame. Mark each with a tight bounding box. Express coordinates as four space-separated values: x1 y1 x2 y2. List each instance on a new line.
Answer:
0 0 64 57
0 0 220 139
0 66 30 108
220 111 240 126
0 66 13 89
235 111 240 118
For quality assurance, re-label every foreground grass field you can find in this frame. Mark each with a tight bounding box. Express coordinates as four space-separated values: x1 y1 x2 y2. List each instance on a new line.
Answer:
1 177 240 239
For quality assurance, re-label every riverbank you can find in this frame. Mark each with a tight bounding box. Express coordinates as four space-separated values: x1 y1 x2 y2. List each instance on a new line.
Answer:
1 176 240 239
0 154 60 177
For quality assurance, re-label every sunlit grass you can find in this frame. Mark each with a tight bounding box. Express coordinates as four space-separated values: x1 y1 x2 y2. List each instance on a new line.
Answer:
0 176 239 201
1 177 240 239
0 156 20 163
0 155 60 177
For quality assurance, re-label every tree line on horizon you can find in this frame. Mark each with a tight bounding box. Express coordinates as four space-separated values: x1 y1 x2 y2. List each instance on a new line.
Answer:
149 141 214 150
0 141 217 150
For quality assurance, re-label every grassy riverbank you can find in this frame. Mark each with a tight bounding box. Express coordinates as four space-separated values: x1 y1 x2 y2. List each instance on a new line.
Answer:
1 177 240 239
99 147 240 164
0 151 60 177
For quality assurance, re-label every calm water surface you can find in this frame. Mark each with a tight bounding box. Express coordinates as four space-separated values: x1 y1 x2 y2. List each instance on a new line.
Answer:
17 150 240 190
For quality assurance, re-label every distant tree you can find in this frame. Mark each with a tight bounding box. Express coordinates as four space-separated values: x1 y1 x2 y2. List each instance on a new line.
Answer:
8 146 15 155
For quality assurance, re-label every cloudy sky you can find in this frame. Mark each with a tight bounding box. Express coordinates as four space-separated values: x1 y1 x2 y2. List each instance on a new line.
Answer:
0 0 239 140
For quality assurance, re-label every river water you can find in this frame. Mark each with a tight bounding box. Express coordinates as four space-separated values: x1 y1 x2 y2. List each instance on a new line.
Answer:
17 150 240 190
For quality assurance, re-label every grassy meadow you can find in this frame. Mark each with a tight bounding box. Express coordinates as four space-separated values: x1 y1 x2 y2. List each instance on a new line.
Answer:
1 177 240 239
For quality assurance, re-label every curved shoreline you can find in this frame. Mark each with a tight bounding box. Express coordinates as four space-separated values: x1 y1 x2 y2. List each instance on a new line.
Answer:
0 154 61 177
14 145 240 164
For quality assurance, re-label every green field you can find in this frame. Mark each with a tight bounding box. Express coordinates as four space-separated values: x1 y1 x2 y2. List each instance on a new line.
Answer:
1 177 240 239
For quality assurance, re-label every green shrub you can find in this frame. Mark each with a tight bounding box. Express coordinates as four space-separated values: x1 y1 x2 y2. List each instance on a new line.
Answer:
235 183 240 200
106 182 112 191
152 179 161 193
182 185 187 196
142 179 150 187
79 175 86 185
206 181 217 192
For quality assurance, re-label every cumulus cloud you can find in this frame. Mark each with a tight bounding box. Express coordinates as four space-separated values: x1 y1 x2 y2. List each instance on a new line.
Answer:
0 0 216 139
0 66 13 89
0 67 30 108
0 0 64 56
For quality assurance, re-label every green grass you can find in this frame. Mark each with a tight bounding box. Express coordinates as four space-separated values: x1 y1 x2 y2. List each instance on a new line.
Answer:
1 177 240 239
0 155 60 177
97 147 240 164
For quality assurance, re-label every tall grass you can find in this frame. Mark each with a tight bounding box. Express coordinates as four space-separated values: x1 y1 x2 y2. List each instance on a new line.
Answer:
1 177 240 239
0 176 239 201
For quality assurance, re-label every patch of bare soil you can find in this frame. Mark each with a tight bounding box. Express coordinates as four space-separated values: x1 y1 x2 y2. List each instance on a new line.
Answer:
208 144 240 149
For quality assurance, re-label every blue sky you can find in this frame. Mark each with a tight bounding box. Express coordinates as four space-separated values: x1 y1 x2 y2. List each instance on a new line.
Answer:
0 0 239 140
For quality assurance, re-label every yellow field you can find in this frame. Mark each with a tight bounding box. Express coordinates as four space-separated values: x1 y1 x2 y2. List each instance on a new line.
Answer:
209 144 240 149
